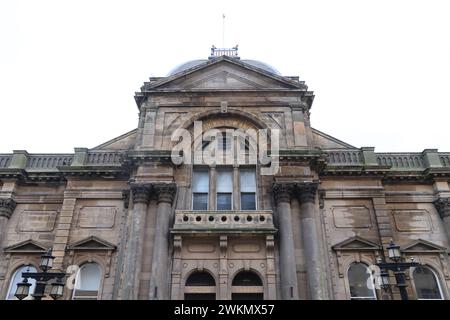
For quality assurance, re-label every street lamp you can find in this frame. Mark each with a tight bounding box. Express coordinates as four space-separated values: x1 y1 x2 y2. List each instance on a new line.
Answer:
14 276 32 300
387 241 401 262
15 248 66 300
376 240 419 300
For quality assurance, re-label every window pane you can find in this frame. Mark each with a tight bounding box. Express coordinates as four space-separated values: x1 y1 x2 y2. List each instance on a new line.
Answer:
193 170 209 193
7 266 37 300
73 263 101 300
241 193 256 210
193 193 208 210
217 193 232 210
217 169 232 192
414 267 442 299
240 169 256 192
219 132 232 151
348 263 376 299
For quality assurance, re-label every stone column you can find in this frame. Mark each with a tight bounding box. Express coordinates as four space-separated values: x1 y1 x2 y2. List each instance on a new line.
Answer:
272 183 298 300
434 198 450 241
0 198 16 246
297 182 328 300
149 183 176 300
121 184 150 300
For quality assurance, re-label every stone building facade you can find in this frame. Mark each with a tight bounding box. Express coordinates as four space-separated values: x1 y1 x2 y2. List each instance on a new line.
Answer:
1 48 450 300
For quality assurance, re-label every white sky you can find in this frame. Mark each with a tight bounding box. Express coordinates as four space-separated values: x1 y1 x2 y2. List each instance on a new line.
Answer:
1 0 449 153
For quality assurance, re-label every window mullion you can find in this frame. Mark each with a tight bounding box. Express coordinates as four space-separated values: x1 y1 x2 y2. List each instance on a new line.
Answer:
209 166 216 210
233 165 240 210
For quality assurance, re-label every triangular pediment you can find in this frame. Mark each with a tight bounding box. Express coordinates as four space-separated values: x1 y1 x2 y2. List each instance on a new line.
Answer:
402 239 446 253
92 129 137 150
332 236 382 251
67 236 116 251
312 128 356 149
146 57 305 91
3 239 48 254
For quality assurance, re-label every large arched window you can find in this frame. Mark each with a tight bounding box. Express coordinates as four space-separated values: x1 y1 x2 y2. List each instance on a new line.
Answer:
72 263 102 300
191 126 258 211
347 263 376 300
413 266 443 300
6 265 37 300
184 271 216 300
231 270 264 300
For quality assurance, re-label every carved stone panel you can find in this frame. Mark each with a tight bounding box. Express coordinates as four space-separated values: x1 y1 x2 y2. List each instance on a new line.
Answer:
77 206 116 229
392 209 432 232
332 206 372 228
17 210 57 232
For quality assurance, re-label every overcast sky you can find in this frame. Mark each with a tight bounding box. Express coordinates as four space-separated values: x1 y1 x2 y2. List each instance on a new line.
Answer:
1 0 449 153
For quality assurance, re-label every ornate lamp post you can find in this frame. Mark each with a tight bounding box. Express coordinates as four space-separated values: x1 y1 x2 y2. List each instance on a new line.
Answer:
15 248 66 300
376 240 419 300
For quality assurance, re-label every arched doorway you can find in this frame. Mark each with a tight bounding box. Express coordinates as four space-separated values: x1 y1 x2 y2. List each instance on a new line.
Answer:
184 271 216 300
231 270 264 300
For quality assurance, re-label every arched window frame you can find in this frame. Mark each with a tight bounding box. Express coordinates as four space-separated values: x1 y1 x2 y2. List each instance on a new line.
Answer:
346 262 377 300
183 269 217 300
6 265 38 300
230 269 265 300
71 262 103 300
411 265 444 300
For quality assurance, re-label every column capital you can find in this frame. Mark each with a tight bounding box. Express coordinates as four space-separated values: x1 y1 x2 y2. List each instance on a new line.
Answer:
434 197 450 219
154 183 177 204
272 183 295 205
296 182 319 204
130 184 151 204
0 198 17 219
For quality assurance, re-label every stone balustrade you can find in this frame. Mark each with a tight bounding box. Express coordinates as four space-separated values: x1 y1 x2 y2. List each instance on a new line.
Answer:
26 154 73 169
375 153 425 169
0 155 11 168
85 151 123 165
326 150 363 165
172 210 275 233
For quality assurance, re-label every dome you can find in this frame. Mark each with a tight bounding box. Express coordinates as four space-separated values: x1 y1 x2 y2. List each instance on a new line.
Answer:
167 60 208 76
167 58 281 76
241 60 281 76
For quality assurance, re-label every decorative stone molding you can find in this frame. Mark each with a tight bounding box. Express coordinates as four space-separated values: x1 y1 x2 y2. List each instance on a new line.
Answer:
122 190 130 209
130 184 151 204
154 183 177 204
0 198 17 219
272 183 294 205
434 197 450 219
296 182 318 204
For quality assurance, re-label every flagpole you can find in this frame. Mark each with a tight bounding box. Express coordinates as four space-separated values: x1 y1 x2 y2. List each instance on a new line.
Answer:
222 14 225 48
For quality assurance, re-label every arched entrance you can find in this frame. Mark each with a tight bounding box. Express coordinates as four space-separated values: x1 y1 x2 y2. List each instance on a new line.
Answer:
231 270 264 300
184 271 216 300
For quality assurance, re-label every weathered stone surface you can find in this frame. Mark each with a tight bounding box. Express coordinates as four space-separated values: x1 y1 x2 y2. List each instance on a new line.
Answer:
1 52 449 301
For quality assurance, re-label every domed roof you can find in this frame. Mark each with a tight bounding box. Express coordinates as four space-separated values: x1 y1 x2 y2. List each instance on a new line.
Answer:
166 58 281 76
241 60 281 76
167 60 208 76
